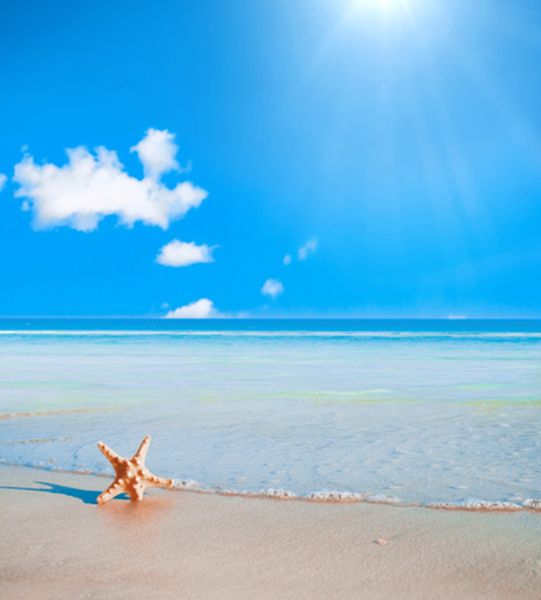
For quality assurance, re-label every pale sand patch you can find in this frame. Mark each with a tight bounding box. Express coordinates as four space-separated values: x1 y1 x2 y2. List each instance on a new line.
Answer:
1 465 540 599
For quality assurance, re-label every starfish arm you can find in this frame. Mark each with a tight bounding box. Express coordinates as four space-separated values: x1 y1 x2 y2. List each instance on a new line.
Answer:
147 474 174 489
129 484 145 501
97 480 125 505
133 435 151 463
97 441 122 465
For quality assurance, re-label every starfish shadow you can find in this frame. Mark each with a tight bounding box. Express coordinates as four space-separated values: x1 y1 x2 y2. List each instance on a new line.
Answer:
0 481 129 505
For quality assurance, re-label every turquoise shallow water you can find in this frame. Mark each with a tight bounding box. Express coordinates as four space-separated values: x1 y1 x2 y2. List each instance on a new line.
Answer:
1 320 541 508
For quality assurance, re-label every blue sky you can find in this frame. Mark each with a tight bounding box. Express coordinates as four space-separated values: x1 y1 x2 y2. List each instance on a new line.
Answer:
1 0 541 317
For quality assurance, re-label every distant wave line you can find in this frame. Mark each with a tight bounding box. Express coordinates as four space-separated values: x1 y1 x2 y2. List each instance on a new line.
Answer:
0 329 541 339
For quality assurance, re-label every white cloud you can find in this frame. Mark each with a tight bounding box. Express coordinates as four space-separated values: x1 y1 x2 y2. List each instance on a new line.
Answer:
130 128 179 180
164 298 218 319
157 240 216 267
13 129 207 232
0 173 7 191
261 278 284 299
298 238 318 261
283 254 292 266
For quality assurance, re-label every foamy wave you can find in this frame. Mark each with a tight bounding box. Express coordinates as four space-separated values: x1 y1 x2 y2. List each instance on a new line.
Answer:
429 499 524 511
308 490 368 502
172 478 201 490
173 485 535 511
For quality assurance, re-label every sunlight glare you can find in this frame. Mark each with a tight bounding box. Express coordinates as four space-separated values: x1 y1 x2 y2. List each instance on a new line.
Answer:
352 0 408 14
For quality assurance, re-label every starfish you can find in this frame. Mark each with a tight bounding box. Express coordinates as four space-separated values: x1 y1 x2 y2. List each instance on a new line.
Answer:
96 435 174 504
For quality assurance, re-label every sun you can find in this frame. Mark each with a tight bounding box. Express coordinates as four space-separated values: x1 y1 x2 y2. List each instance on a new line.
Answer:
353 0 406 12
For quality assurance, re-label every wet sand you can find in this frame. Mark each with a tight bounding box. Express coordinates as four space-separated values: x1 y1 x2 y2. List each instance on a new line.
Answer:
1 465 540 599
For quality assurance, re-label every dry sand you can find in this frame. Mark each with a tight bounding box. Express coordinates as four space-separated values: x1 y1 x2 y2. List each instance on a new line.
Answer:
1 465 540 599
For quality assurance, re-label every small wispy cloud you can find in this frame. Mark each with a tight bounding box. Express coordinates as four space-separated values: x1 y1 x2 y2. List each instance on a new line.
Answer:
164 298 218 319
298 238 317 261
156 240 216 267
261 278 284 299
13 128 207 231
0 173 7 191
283 238 318 266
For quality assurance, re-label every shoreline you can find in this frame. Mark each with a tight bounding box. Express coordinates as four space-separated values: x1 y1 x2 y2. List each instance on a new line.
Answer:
2 462 540 513
1 465 540 599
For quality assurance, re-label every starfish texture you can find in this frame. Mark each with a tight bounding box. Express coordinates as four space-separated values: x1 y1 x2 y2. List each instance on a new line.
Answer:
97 435 174 504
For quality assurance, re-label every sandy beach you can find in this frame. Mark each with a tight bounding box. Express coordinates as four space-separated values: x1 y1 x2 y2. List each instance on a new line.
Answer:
1 465 540 599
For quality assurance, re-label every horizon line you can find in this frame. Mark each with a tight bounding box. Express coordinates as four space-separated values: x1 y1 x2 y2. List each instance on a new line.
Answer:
1 315 541 321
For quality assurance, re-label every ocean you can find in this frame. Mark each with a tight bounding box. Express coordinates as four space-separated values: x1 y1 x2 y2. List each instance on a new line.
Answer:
1 318 541 509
